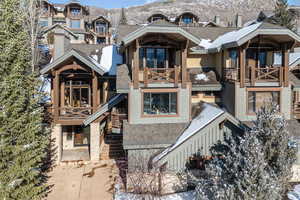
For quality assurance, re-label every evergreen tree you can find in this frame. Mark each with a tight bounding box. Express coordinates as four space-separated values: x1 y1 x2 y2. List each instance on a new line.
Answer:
0 0 49 199
274 0 295 30
119 8 128 25
190 104 296 200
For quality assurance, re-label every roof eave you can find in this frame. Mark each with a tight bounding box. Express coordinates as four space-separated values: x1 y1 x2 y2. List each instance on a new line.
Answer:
122 26 201 46
40 49 106 75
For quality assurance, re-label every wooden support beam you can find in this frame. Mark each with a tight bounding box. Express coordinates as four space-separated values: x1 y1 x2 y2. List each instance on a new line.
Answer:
92 71 98 113
144 67 148 87
181 40 189 88
174 66 179 88
239 47 246 88
53 71 60 122
133 40 140 89
60 80 65 108
283 49 289 87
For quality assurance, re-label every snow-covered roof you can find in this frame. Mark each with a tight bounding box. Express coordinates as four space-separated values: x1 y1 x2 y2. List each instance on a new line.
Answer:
290 52 300 68
41 45 123 76
208 23 262 51
153 103 225 163
98 45 123 76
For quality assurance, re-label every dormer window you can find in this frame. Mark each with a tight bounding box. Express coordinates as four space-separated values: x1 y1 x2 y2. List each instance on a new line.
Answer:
70 7 81 16
95 22 107 33
43 6 48 13
182 16 192 24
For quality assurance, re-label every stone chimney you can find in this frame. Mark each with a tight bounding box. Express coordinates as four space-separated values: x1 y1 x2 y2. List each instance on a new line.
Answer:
214 15 220 25
53 27 70 60
235 14 242 28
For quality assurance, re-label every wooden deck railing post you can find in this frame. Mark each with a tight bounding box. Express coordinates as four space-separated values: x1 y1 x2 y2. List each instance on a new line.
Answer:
251 66 255 86
174 66 179 87
144 67 148 87
53 71 60 122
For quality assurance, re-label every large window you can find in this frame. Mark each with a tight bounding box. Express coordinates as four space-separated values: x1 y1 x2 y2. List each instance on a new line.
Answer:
139 48 167 69
64 80 90 108
70 19 81 29
248 90 280 114
143 92 177 116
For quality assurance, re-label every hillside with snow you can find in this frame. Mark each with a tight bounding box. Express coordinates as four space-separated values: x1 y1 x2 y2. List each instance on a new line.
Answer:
90 0 277 27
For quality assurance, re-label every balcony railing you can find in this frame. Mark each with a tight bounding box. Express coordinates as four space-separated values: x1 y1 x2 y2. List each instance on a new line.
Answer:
59 107 92 119
223 66 283 84
223 68 240 81
144 66 180 86
250 66 282 83
294 103 300 119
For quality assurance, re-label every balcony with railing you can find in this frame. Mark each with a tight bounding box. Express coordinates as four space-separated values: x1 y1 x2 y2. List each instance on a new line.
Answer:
223 66 284 85
143 66 181 87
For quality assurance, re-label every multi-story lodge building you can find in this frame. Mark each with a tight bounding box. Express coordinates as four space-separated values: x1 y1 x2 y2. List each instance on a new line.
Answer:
40 1 300 170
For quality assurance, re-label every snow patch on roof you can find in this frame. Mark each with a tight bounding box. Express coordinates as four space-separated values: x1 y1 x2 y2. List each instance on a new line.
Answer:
195 73 209 82
199 39 212 49
153 103 224 162
89 45 123 76
208 23 262 50
290 52 300 66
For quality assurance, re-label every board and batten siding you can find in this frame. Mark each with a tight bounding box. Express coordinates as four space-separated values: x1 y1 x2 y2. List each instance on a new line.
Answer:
158 114 241 171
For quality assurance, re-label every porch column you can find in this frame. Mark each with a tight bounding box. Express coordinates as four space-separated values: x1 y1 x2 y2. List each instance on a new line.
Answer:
92 71 99 113
239 47 246 88
181 41 189 89
133 39 140 89
282 48 289 87
52 124 62 165
53 71 60 122
90 123 100 161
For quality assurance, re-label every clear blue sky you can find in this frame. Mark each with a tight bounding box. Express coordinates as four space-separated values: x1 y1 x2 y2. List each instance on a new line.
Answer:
51 0 299 9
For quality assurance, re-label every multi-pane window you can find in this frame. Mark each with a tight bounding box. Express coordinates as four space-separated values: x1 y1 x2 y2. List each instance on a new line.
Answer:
182 16 193 24
248 91 280 114
143 92 177 115
64 80 90 108
70 19 81 29
70 7 81 16
97 37 106 44
139 48 167 69
95 22 107 33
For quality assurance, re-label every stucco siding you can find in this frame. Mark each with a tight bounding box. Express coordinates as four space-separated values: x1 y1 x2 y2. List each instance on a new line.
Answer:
222 83 236 116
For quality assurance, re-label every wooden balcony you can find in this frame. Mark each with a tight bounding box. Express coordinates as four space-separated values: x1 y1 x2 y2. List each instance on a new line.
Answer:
223 68 240 82
223 66 284 85
294 103 300 119
249 66 283 85
58 107 92 119
143 66 180 87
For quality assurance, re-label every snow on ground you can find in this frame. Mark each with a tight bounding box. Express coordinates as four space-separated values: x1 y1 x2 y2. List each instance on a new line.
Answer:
153 103 224 162
288 184 300 200
115 190 196 200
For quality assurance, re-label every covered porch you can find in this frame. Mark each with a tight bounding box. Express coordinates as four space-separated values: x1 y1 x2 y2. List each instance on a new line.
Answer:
222 34 294 87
